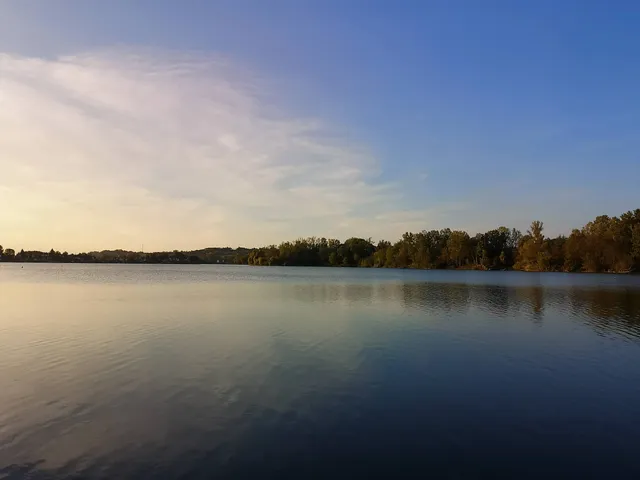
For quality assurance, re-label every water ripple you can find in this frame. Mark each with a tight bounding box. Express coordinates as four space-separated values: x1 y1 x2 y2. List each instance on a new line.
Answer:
1 266 640 478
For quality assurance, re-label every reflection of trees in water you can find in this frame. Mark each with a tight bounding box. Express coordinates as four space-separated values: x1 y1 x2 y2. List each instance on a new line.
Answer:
401 283 471 315
516 286 545 323
468 285 514 318
284 282 472 314
568 288 640 339
285 283 384 306
283 281 640 338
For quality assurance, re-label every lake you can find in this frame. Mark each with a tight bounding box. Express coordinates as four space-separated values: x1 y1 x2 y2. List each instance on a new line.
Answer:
1 264 640 479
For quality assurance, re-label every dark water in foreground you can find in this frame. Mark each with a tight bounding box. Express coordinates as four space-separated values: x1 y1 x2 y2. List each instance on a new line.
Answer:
1 265 640 479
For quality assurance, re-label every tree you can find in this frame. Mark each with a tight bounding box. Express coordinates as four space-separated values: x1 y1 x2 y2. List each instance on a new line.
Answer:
341 238 375 267
564 229 584 272
392 240 410 268
2 207 639 271
373 240 390 267
516 221 545 271
632 224 640 271
529 221 544 243
447 231 470 267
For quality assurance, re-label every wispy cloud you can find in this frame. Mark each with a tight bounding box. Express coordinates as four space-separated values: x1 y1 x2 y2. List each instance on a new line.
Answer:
0 47 458 250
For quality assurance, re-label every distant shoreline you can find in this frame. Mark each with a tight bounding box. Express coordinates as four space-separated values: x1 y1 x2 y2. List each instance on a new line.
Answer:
2 208 638 274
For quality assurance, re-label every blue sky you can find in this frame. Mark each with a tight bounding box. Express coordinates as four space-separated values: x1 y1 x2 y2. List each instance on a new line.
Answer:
1 1 639 250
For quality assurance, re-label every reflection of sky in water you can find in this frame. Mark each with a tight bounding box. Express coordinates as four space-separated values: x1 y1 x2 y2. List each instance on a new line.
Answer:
1 265 640 478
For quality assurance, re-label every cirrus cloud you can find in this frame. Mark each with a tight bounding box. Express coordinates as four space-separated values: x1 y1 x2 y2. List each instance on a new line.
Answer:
0 47 448 251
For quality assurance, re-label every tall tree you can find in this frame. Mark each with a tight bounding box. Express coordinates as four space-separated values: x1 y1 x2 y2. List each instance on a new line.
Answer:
447 231 471 267
516 221 545 271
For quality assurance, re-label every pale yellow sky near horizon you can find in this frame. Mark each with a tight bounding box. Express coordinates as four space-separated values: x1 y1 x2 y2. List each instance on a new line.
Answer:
0 48 466 252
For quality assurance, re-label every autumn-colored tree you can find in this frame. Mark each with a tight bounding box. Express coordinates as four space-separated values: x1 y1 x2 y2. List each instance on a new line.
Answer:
447 231 471 267
2 209 639 271
515 221 546 271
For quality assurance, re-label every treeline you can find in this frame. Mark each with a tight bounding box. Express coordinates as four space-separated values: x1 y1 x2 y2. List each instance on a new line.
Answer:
0 246 251 265
2 209 639 272
241 209 640 273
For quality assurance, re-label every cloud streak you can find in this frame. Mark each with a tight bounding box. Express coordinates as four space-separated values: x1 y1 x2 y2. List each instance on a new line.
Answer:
0 47 450 251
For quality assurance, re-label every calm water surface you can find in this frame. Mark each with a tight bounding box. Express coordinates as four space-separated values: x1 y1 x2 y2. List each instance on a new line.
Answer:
1 265 640 479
